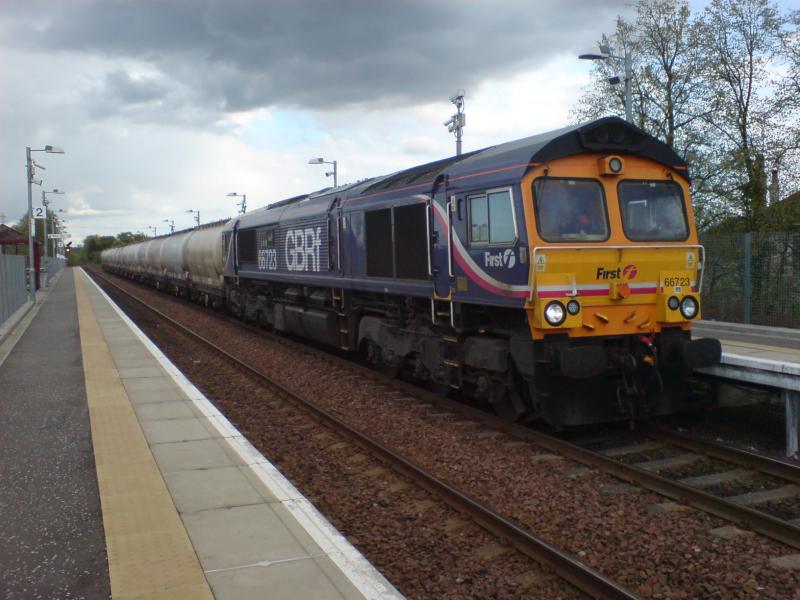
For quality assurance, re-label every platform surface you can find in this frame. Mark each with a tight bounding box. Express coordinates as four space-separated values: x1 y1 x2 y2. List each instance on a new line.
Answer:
695 320 800 352
1 268 401 599
0 268 110 599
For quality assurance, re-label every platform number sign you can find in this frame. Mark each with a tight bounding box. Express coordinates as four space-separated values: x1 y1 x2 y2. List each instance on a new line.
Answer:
33 205 46 220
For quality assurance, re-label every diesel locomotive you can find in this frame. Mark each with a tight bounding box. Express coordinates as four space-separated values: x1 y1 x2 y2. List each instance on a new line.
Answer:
102 116 721 426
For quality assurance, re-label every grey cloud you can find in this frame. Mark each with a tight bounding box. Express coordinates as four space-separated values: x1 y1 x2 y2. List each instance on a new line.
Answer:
2 0 629 122
104 70 170 105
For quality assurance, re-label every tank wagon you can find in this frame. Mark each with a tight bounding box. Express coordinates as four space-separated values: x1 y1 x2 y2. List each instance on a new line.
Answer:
103 117 721 426
103 220 228 306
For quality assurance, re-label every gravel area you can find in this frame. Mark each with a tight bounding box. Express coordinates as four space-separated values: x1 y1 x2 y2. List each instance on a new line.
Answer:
658 458 732 480
92 269 800 599
706 474 789 498
760 498 800 522
100 276 583 599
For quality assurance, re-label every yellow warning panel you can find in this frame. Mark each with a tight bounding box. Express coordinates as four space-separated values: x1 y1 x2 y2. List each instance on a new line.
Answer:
75 273 213 600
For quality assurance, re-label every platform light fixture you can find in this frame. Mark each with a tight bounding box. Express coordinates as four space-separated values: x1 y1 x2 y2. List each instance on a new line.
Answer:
308 157 337 188
227 192 247 214
579 44 633 123
42 189 65 260
25 144 65 300
186 208 200 227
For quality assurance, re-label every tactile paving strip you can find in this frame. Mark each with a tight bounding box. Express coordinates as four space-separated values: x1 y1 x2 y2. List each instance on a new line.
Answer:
75 273 213 600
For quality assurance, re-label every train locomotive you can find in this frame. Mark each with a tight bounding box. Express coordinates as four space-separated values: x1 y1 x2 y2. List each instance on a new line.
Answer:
102 116 721 426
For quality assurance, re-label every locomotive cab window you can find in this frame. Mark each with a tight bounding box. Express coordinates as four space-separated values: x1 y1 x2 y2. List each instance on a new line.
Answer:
618 180 689 241
534 178 609 242
469 189 516 245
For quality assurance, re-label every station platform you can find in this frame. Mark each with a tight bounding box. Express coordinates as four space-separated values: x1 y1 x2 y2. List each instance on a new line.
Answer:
693 320 800 457
0 268 400 599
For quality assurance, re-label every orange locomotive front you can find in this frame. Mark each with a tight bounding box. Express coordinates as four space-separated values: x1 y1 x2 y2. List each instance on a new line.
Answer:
519 147 720 425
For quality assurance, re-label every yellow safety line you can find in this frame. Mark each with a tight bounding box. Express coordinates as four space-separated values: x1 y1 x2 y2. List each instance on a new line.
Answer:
75 271 213 600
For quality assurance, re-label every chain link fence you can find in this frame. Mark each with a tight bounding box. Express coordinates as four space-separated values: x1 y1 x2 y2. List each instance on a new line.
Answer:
0 254 28 326
700 231 800 328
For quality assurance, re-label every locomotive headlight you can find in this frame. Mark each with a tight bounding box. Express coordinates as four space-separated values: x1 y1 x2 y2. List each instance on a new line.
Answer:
609 157 623 173
544 301 567 326
680 295 699 320
667 296 680 310
567 300 581 315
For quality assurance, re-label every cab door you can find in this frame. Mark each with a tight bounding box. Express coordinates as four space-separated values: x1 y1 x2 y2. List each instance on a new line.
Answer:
431 184 453 299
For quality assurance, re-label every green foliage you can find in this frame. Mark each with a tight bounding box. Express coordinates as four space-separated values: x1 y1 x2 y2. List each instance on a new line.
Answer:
573 0 800 233
67 230 149 264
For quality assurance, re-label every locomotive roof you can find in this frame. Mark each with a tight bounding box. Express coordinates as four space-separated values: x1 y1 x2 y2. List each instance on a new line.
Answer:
231 116 689 231
359 116 689 196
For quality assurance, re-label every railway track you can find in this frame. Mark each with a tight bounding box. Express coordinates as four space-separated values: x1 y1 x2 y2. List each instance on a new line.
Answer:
88 268 639 600
566 423 800 543
232 316 800 551
181 276 800 552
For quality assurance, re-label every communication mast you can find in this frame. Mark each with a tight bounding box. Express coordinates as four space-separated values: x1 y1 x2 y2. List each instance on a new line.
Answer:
443 90 466 156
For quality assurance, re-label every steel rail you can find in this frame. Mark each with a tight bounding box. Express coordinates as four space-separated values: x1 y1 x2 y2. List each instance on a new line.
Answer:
89 269 641 600
428 397 800 551
639 422 800 486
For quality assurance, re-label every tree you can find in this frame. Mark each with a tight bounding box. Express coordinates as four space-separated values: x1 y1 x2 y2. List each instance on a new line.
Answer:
698 0 787 231
572 0 798 232
116 231 147 245
572 0 706 158
82 235 118 263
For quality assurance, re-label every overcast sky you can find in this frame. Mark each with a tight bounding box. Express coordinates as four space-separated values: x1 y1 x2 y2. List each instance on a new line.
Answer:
1 0 797 244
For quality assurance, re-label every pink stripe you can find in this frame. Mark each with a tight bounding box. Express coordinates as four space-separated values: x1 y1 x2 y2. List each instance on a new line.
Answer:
453 250 529 298
537 288 610 299
432 204 527 299
537 286 664 299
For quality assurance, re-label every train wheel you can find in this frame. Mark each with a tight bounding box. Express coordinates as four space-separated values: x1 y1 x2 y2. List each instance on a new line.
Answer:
491 389 527 422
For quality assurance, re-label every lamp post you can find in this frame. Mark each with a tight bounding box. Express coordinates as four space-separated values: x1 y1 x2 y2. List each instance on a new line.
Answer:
227 192 247 214
443 89 466 156
579 44 633 123
308 158 338 188
55 209 68 258
148 226 157 237
42 189 64 260
186 209 200 227
163 219 175 234
26 145 64 301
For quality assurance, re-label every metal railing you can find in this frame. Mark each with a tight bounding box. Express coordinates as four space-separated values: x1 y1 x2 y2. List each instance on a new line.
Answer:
42 257 66 287
0 254 28 325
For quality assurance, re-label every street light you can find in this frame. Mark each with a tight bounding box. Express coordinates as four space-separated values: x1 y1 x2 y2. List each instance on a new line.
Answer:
42 188 65 260
186 208 200 227
227 192 247 214
148 225 157 237
25 144 64 300
308 157 338 188
579 44 633 123
163 219 175 234
443 89 466 156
